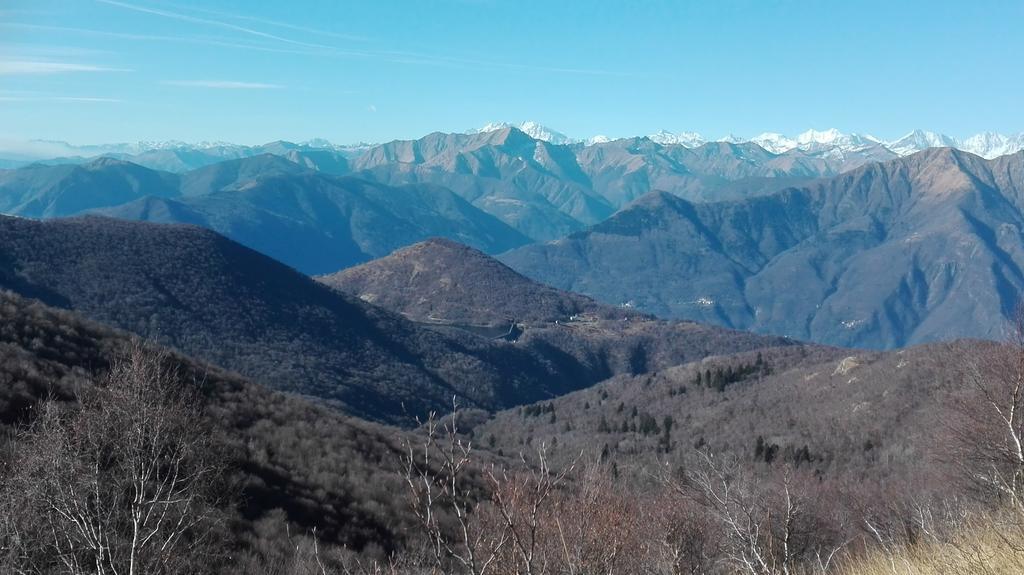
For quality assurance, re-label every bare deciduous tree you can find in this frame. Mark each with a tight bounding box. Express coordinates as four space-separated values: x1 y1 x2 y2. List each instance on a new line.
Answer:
661 449 845 575
402 406 508 575
953 330 1024 512
0 342 225 575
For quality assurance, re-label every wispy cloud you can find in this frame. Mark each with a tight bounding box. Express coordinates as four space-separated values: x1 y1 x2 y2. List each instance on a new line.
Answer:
0 23 310 55
96 0 338 51
160 1 371 42
44 1 634 77
0 95 122 103
0 59 131 75
161 80 284 90
0 43 113 57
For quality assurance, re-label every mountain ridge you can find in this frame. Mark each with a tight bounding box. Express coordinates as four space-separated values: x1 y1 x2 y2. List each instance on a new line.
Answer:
501 148 1024 349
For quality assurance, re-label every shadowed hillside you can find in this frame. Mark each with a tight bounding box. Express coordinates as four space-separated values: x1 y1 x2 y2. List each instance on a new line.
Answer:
0 215 589 423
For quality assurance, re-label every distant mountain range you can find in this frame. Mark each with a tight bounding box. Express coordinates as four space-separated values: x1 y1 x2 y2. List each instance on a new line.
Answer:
501 148 1024 349
475 123 1024 160
0 155 529 273
0 139 366 172
5 124 1022 170
1 127 851 243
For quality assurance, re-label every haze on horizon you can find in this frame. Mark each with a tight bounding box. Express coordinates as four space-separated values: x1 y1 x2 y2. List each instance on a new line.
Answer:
2 0 1022 146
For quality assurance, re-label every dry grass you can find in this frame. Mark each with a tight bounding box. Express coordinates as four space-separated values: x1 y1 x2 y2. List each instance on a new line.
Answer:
839 517 1024 575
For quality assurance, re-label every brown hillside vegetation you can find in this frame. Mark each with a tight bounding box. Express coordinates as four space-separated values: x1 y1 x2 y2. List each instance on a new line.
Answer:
318 237 626 326
472 342 965 483
0 290 454 567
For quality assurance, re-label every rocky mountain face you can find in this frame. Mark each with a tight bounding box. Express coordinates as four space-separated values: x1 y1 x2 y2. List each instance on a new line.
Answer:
501 149 1024 349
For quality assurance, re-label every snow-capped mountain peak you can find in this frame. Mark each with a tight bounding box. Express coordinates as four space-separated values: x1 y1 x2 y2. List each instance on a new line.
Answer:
796 128 845 146
886 130 958 156
477 121 515 133
476 121 576 145
747 129 886 155
466 124 1024 160
518 121 573 144
751 132 797 154
717 134 747 144
960 132 1012 158
648 130 706 147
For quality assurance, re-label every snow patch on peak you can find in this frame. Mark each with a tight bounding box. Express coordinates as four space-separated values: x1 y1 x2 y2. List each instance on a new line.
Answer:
796 128 845 146
887 130 958 157
477 122 514 132
749 129 885 154
751 132 797 154
717 134 746 144
648 130 706 147
960 132 1013 159
476 121 576 145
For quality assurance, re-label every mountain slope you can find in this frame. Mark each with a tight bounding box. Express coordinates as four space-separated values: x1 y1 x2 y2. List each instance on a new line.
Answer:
474 340 969 486
177 153 316 196
103 141 354 173
0 289 441 558
0 215 584 423
318 238 621 326
352 127 614 240
574 138 835 207
352 128 863 241
322 238 797 385
0 158 180 217
0 157 530 275
98 171 531 274
502 149 1024 349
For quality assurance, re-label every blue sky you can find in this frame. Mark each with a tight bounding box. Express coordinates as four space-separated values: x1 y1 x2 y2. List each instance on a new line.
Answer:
2 0 1022 145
